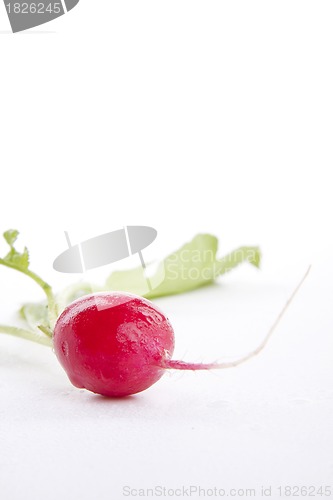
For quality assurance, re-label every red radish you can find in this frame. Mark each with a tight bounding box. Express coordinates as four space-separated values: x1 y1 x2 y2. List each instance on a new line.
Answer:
53 267 310 397
53 293 175 397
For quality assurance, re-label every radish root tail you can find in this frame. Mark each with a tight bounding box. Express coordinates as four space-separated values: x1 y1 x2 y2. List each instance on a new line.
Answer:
163 266 311 371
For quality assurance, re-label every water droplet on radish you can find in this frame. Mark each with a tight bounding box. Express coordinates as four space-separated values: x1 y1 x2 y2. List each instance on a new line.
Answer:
61 341 69 357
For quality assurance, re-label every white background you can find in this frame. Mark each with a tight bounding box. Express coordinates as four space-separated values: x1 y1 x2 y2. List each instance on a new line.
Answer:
0 2 332 500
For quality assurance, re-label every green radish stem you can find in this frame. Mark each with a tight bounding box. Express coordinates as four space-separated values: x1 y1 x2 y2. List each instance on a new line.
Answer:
162 266 311 371
0 258 58 330
0 324 53 347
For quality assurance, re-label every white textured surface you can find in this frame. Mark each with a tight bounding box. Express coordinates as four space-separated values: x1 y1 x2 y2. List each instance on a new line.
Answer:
1 261 332 500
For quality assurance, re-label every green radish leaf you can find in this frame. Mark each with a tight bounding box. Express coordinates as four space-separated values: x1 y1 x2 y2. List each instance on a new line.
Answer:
3 229 19 247
2 229 30 270
13 232 261 332
19 302 49 333
106 234 261 299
